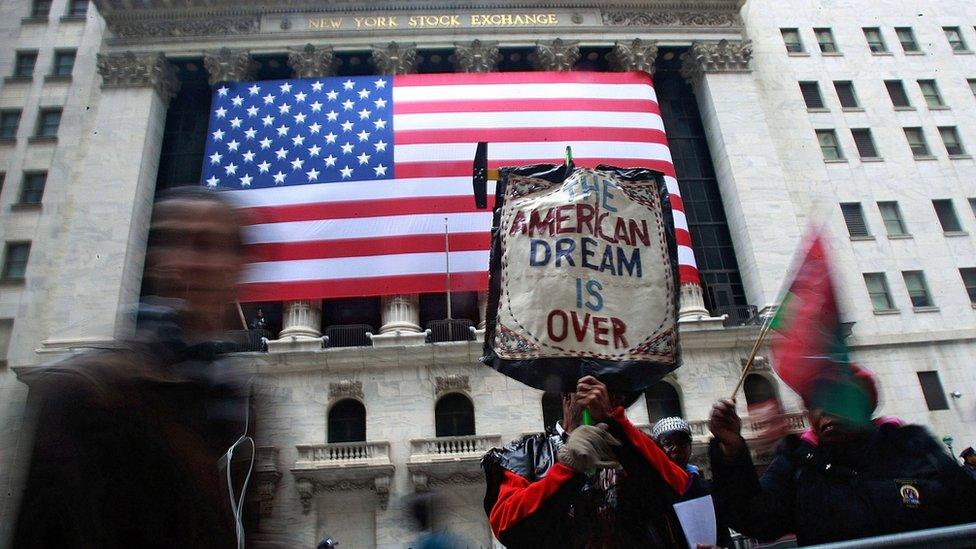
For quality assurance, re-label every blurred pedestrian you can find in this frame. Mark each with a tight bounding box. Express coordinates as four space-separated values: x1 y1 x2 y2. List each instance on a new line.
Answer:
482 376 692 548
13 187 257 548
250 307 269 331
408 492 468 549
707 366 976 545
961 447 976 480
652 417 732 548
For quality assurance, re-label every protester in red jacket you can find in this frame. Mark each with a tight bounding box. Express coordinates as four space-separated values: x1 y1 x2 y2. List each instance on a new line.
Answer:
482 376 691 548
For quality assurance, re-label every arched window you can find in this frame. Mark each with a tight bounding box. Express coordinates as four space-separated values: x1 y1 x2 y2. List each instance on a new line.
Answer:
435 393 475 437
744 374 778 407
541 392 563 432
646 381 682 423
328 399 366 443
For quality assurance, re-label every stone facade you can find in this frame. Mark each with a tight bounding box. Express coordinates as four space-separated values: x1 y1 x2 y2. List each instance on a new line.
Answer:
1 1 975 547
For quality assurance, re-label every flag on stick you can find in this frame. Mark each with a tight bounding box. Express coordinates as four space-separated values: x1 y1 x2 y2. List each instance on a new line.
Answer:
769 231 873 426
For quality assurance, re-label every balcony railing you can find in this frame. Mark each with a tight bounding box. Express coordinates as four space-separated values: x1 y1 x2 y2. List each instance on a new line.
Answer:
425 319 476 343
323 324 373 348
714 305 760 327
221 329 270 352
295 441 391 467
409 434 501 461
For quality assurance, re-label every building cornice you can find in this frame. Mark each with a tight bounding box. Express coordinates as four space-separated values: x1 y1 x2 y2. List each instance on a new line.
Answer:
92 0 744 42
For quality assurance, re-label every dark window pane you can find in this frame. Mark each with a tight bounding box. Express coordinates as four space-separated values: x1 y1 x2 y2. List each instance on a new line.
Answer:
36 109 61 138
0 111 20 139
799 82 824 109
834 81 859 108
435 393 475 437
328 399 366 443
886 80 911 107
851 129 878 158
960 268 976 304
815 28 838 53
14 52 36 78
645 381 681 423
902 271 932 307
840 203 869 236
68 0 87 16
31 0 52 17
933 199 962 232
917 371 949 411
781 28 803 53
896 28 919 52
52 51 75 77
2 242 30 280
863 28 886 52
19 172 46 204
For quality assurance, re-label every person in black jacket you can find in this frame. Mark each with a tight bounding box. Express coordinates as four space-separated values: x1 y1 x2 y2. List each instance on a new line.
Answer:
482 376 692 548
707 368 976 545
651 417 733 548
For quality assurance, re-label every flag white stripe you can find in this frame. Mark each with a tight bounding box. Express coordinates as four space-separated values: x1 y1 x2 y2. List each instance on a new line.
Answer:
242 250 490 283
395 141 673 164
243 212 493 245
393 111 665 132
225 177 495 208
393 83 658 103
678 245 696 267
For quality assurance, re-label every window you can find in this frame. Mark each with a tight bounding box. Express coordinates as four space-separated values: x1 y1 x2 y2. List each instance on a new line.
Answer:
885 80 911 108
34 108 61 138
435 393 475 437
851 129 879 159
840 203 870 237
944 27 968 52
814 28 838 53
933 199 963 232
896 27 920 52
327 399 366 443
959 268 976 305
13 51 37 78
744 374 778 407
938 126 965 156
864 273 895 312
917 371 949 411
0 173 5 197
645 381 681 423
971 197 976 220
51 50 75 77
781 28 803 53
816 129 843 160
863 28 887 52
0 110 20 139
30 0 51 18
1 242 30 281
904 127 930 157
902 271 933 308
969 79 976 99
19 172 46 205
799 81 825 109
66 0 87 17
918 80 945 108
541 393 563 432
0 319 11 367
878 202 907 236
834 81 859 108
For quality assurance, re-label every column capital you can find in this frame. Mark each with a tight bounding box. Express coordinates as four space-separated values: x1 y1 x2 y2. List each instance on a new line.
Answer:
453 39 500 73
96 51 180 101
533 38 580 71
203 47 258 85
371 42 419 75
680 40 752 84
287 43 336 78
610 38 658 74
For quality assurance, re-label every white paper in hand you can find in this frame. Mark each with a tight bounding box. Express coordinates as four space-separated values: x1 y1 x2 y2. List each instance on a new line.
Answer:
673 495 717 549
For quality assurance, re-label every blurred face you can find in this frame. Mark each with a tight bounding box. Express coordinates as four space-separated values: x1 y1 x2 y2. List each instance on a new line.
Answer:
965 455 976 466
145 198 244 332
658 432 692 468
807 408 870 446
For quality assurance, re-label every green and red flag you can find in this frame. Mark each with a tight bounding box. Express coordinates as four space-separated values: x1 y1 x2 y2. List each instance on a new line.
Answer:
769 231 873 426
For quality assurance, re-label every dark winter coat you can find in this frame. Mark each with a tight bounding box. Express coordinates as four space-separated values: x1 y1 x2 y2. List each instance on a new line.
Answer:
13 306 254 548
708 420 976 545
482 407 691 548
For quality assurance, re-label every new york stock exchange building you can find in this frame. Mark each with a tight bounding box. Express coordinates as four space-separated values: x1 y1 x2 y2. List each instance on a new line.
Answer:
1 0 975 547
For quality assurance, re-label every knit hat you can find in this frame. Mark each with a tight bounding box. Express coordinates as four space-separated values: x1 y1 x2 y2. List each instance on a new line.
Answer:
961 447 975 459
651 416 691 440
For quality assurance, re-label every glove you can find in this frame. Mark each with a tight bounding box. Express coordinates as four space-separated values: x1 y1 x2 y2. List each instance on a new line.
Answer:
557 423 621 472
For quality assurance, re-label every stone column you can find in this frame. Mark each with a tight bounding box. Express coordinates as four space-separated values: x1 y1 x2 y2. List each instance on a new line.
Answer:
680 41 801 314
203 47 257 84
370 42 424 342
34 52 179 352
287 44 335 78
279 300 322 339
453 40 500 73
532 39 580 71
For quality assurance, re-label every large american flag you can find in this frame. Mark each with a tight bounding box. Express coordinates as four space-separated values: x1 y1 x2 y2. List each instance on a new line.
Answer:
201 72 699 302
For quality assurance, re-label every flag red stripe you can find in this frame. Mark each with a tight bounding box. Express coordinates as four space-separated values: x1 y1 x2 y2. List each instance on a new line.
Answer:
394 127 668 146
393 98 660 115
394 158 677 179
394 71 652 87
241 195 495 224
669 195 684 212
245 232 490 262
675 228 692 247
679 265 701 285
238 272 488 302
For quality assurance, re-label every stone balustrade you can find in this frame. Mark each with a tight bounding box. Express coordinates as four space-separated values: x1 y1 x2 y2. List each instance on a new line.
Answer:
296 440 392 468
409 434 501 461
